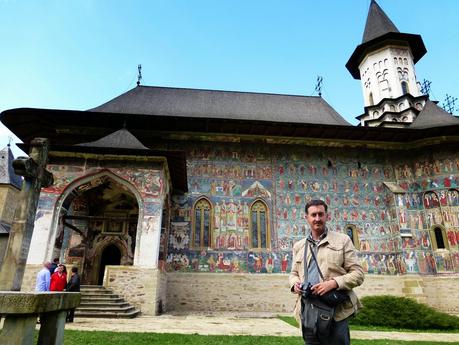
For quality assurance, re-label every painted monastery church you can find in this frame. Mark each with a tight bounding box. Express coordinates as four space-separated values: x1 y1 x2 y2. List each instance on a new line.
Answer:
1 1 459 316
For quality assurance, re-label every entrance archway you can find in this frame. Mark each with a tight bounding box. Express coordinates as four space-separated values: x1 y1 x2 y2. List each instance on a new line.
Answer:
52 172 141 285
98 244 121 285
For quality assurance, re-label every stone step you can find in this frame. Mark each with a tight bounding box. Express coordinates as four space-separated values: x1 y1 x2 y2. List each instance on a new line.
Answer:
79 301 130 308
81 296 124 303
80 289 113 294
81 292 121 298
76 285 140 319
77 305 136 313
80 285 104 289
75 309 141 318
80 286 108 291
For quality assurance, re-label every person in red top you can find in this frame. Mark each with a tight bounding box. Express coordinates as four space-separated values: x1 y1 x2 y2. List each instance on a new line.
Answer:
50 264 67 291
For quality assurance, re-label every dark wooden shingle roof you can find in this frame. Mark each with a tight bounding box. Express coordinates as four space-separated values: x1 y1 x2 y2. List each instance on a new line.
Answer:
411 100 459 129
362 0 399 43
76 128 150 150
89 85 351 126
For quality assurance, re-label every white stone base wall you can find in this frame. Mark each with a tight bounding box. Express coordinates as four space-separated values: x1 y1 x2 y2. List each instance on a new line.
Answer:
104 265 167 316
21 264 43 292
166 273 459 315
19 265 459 316
166 273 296 314
422 276 459 315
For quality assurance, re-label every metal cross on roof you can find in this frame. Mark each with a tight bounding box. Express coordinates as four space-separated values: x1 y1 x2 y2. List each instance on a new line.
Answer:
137 64 142 86
314 76 323 97
442 94 458 114
420 79 432 96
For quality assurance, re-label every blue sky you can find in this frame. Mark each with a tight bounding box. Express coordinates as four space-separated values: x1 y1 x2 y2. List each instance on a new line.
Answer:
1 0 458 156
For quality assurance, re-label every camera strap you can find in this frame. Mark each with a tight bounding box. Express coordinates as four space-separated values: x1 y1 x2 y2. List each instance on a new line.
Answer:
303 241 308 286
303 240 325 285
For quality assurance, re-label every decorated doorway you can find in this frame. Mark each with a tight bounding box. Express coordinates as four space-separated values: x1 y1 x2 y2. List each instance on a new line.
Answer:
53 173 140 285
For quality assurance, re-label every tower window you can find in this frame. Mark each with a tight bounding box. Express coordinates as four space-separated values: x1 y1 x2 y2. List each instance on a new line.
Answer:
401 82 407 94
250 200 270 249
192 198 212 248
369 92 374 106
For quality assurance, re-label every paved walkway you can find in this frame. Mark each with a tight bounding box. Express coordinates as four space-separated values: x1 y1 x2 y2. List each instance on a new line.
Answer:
65 315 459 342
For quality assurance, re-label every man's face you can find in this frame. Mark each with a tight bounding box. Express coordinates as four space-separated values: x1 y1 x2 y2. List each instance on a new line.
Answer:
306 205 327 234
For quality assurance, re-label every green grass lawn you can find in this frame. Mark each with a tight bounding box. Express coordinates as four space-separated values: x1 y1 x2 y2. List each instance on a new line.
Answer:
63 330 459 345
277 315 459 334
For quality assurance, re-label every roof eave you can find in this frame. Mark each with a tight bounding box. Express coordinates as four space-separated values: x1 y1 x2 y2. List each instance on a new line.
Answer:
346 32 427 79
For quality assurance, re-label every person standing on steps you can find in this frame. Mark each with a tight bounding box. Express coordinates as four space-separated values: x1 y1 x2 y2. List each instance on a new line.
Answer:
66 266 81 322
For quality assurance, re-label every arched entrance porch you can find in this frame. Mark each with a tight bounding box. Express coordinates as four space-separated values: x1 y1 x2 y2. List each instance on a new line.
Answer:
51 171 141 285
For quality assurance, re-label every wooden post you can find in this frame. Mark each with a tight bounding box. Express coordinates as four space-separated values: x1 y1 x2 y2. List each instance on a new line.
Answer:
0 138 53 291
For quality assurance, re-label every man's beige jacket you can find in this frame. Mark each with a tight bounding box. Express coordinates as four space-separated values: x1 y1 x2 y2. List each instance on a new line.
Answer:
289 231 364 323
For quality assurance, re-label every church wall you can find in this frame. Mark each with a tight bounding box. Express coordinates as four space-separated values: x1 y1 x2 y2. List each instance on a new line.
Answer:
165 272 459 315
104 265 167 316
391 147 459 275
166 272 295 314
156 141 459 314
164 142 459 279
166 142 403 276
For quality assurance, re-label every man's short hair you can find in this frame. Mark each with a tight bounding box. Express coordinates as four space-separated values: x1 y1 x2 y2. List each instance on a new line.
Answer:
53 258 59 263
305 199 328 214
71 267 78 273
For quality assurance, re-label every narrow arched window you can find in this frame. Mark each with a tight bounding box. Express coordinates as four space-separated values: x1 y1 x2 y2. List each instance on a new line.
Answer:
434 227 446 249
401 81 409 95
345 225 360 248
369 92 374 106
250 200 270 249
192 198 212 248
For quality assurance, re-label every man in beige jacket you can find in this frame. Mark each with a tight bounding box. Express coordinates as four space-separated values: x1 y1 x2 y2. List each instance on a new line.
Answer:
289 199 364 345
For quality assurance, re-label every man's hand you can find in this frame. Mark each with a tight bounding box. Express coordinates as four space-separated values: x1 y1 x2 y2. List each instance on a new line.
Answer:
311 279 338 296
293 282 303 294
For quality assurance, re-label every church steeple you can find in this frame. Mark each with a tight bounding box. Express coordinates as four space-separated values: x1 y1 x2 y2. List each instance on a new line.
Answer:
346 1 429 127
361 0 399 44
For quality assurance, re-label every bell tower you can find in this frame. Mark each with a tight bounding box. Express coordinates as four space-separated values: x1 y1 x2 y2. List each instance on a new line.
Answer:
346 0 428 127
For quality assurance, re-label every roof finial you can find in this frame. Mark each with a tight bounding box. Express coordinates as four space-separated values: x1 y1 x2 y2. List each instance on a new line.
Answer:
7 136 12 147
442 94 458 114
314 76 323 97
420 79 432 96
137 64 142 86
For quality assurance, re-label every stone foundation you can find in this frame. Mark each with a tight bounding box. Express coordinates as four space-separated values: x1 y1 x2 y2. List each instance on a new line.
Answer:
21 264 43 292
166 273 295 314
20 264 459 316
103 265 166 316
166 273 459 315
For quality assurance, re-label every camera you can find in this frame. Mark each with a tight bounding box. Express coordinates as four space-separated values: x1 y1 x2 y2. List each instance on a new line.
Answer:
300 282 313 298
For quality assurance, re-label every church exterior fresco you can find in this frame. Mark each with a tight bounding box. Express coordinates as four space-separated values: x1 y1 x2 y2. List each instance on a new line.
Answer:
392 152 459 275
29 145 459 277
165 142 459 277
30 158 167 271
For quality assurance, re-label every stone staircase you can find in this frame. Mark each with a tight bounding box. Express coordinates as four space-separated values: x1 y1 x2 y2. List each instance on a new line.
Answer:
76 285 140 318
